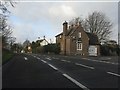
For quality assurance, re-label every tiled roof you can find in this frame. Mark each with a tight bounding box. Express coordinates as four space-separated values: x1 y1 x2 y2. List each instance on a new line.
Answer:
55 25 100 45
67 26 78 36
36 39 44 43
36 39 49 44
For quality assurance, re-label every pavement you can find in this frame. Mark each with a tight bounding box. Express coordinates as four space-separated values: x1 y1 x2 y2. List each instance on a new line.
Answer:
43 54 119 65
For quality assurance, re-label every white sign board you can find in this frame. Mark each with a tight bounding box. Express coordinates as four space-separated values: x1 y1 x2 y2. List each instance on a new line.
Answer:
88 45 97 56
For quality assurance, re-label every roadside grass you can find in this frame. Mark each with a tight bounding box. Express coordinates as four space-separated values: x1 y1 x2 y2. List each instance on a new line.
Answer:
2 48 14 65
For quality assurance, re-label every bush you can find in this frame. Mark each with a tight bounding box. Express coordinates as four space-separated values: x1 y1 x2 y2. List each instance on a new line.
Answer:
100 44 119 56
44 43 60 54
36 46 45 53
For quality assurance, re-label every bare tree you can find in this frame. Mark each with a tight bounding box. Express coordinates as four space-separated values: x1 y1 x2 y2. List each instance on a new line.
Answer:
0 14 12 47
0 0 15 47
82 11 113 42
0 0 15 14
69 17 83 26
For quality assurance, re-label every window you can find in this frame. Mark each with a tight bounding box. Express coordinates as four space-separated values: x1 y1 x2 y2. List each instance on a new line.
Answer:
77 41 82 50
78 32 81 38
60 35 61 39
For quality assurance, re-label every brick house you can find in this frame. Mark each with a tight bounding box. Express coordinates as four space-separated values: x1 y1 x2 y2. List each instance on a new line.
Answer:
55 21 100 56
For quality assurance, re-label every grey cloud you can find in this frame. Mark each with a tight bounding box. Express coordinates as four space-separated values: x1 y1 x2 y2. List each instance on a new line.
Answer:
9 1 118 43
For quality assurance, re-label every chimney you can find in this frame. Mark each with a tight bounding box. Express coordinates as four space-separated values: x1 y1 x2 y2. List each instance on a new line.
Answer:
63 21 68 36
43 36 45 40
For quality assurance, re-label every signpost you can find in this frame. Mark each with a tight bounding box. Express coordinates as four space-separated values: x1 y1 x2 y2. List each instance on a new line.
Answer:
88 45 97 56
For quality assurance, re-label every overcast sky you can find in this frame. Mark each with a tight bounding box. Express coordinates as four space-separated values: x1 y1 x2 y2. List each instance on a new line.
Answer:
8 0 119 44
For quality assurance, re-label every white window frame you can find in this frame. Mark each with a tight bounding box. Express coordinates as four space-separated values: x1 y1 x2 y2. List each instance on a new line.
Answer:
60 35 61 39
77 41 82 50
78 32 81 38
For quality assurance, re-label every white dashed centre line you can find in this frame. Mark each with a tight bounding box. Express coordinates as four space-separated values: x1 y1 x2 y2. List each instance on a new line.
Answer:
46 58 52 60
24 57 28 60
41 60 47 63
107 72 120 77
75 63 94 70
48 64 58 70
37 57 40 59
53 57 59 59
61 60 71 63
33 56 36 58
62 74 89 90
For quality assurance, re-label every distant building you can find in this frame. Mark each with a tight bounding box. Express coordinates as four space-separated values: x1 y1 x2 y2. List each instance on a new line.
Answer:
36 38 49 46
55 21 100 56
23 39 31 48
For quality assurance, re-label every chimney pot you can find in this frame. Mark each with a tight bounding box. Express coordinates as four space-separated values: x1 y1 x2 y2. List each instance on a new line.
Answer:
63 21 68 36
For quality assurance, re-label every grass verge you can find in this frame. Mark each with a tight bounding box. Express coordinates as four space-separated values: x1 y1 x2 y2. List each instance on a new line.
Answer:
2 48 14 65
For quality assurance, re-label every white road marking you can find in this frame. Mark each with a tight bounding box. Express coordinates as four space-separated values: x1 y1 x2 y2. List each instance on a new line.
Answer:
100 57 111 60
41 60 47 63
24 57 28 60
107 72 120 77
46 57 51 60
75 63 94 70
82 58 90 60
53 57 59 59
33 56 36 58
61 60 71 63
82 58 118 65
48 64 58 70
37 57 40 59
62 74 89 90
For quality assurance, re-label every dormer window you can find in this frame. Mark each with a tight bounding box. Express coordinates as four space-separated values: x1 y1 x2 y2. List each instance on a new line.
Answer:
78 32 81 38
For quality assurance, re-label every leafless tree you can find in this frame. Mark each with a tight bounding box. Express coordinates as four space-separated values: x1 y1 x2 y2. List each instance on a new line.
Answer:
0 0 15 14
0 14 12 47
82 11 113 42
69 17 83 26
0 0 15 47
69 12 113 43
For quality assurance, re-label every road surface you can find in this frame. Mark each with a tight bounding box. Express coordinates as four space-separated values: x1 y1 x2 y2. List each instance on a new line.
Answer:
2 53 119 89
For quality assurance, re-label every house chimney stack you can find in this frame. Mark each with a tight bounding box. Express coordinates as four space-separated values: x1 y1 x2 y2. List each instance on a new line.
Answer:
63 21 68 36
43 36 45 39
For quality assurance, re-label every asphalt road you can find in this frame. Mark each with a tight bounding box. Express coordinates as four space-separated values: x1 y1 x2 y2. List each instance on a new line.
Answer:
2 53 119 89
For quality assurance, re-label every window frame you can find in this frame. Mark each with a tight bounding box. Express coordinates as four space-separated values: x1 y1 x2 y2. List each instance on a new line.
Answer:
59 35 62 39
78 32 81 38
77 41 82 50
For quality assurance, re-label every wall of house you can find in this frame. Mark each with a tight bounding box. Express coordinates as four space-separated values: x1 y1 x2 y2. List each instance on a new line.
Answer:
66 37 71 55
96 45 100 56
56 35 61 44
40 40 48 46
56 22 100 56
71 26 89 56
70 37 77 55
55 35 65 55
